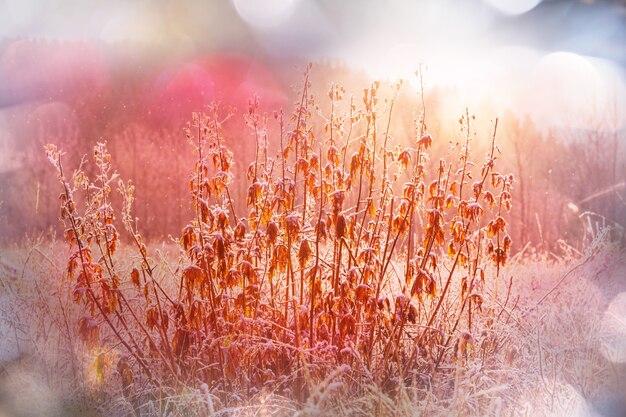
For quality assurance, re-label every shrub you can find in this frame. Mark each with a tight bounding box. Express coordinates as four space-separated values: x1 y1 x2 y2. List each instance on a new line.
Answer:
45 67 513 407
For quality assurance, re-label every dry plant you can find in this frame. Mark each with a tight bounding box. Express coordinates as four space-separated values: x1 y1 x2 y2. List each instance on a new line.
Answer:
43 67 516 414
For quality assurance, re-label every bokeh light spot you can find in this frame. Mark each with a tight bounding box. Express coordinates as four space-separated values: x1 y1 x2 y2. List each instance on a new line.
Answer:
232 0 299 29
485 0 542 15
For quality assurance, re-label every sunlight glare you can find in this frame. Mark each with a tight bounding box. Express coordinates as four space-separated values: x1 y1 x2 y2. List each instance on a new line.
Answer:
527 52 623 129
353 42 625 132
362 43 492 94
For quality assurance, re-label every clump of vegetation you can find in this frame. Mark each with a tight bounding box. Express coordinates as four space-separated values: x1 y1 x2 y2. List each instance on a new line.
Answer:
44 67 515 413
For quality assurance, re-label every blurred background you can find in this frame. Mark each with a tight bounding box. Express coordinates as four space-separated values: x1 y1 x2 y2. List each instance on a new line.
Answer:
0 0 624 251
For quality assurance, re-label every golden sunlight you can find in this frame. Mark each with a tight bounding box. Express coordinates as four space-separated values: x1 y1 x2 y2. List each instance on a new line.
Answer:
0 1 625 416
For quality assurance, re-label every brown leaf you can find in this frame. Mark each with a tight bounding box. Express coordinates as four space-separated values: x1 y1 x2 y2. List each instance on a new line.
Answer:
418 133 432 149
355 284 372 303
338 314 356 337
298 239 312 267
130 268 141 289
